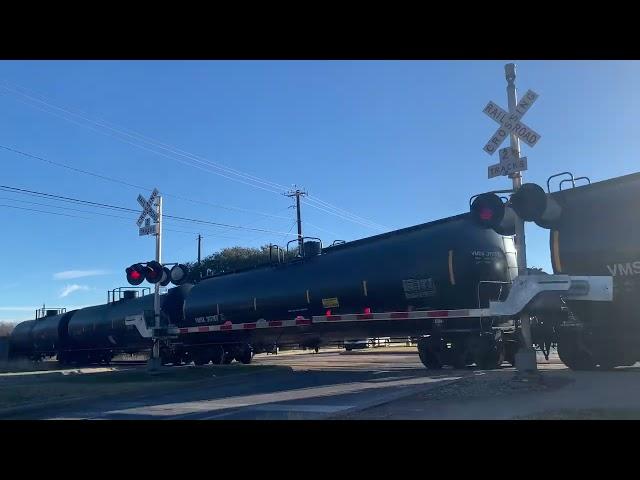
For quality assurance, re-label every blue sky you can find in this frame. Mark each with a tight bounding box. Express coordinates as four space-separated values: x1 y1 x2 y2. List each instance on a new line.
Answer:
1 60 638 322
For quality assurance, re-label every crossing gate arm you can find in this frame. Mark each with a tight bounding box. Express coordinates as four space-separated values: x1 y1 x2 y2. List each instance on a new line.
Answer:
488 274 613 317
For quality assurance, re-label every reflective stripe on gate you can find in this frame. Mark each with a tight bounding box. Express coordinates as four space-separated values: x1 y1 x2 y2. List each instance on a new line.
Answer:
168 307 490 335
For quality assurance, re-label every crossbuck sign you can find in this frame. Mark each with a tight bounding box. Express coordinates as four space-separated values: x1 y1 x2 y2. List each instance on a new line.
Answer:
136 188 159 236
483 89 540 155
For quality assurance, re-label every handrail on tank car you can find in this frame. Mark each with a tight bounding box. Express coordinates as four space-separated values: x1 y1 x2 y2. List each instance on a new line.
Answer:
546 172 575 193
108 286 151 304
269 244 284 264
286 237 323 258
559 176 591 190
35 306 67 320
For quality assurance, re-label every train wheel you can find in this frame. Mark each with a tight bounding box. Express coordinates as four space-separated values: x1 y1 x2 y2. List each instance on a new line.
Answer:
209 345 225 365
557 333 596 371
476 347 504 370
475 333 505 370
451 347 468 370
191 348 210 366
504 339 518 367
57 352 69 366
172 356 183 366
417 337 443 370
237 345 253 365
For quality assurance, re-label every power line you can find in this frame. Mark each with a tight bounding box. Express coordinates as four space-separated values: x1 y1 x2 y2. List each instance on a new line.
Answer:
0 185 321 244
0 143 345 238
0 144 291 221
0 82 290 193
0 200 256 242
0 194 293 245
0 79 386 231
305 194 388 230
0 184 302 237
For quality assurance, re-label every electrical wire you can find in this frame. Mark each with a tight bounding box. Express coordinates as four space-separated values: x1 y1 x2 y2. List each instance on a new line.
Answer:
0 79 386 231
0 184 301 237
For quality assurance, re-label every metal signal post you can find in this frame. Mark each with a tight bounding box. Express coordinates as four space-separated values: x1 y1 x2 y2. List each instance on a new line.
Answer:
505 63 527 275
151 195 163 368
503 63 536 374
136 188 163 370
482 64 541 374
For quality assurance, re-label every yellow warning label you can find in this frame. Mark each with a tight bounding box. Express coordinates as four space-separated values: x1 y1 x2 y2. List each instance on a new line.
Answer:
322 297 340 308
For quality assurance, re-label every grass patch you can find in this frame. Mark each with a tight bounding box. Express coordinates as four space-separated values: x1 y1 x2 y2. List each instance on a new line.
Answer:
518 408 640 420
0 364 290 413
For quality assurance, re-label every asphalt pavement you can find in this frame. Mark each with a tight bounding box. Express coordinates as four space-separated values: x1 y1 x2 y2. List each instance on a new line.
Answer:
10 348 640 420
21 349 470 419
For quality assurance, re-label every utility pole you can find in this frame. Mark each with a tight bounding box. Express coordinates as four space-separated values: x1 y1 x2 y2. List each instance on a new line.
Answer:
197 234 202 264
286 187 307 255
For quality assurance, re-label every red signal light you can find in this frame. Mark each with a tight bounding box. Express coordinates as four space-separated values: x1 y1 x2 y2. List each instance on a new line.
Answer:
479 207 494 221
325 309 332 316
126 264 145 286
145 261 164 284
470 193 515 236
363 307 371 314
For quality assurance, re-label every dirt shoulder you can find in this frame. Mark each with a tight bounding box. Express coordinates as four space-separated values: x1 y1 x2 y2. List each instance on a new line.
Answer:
338 365 640 420
0 364 292 418
336 369 574 419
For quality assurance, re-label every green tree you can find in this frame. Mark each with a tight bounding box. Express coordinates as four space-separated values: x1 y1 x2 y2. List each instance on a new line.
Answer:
186 244 299 282
0 322 15 337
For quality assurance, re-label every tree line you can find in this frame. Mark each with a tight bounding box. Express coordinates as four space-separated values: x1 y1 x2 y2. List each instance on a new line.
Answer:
185 244 300 282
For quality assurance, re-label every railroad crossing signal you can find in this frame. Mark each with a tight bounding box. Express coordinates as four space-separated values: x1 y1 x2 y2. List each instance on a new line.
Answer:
126 262 190 286
483 89 541 156
469 183 563 234
136 188 159 234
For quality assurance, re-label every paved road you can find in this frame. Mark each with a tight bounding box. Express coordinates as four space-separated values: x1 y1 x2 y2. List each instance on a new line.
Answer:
26 349 474 420
16 349 640 420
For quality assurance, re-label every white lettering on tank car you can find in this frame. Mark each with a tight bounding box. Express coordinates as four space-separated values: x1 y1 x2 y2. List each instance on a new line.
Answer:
195 314 222 324
606 261 640 276
471 250 501 265
402 278 436 299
